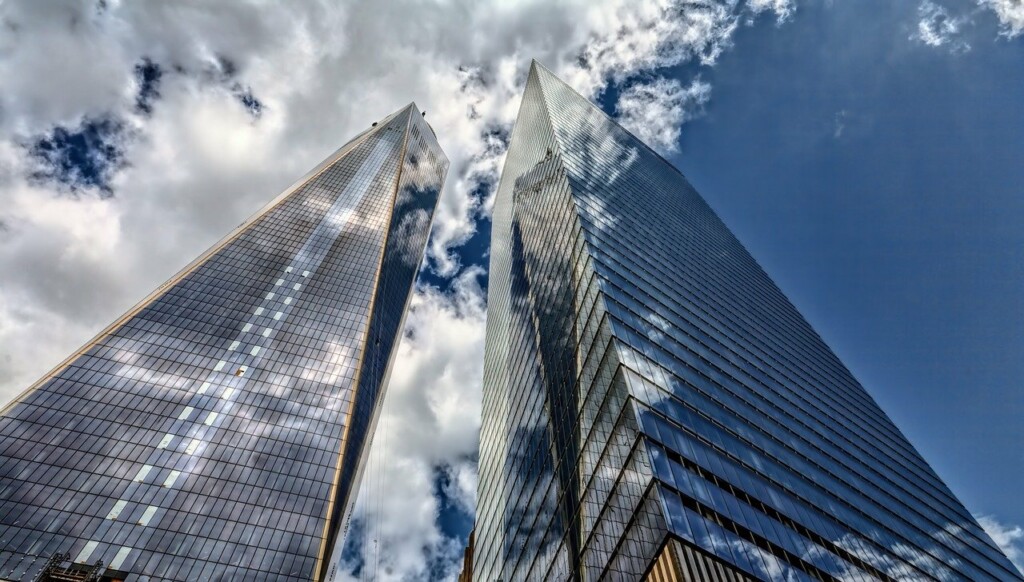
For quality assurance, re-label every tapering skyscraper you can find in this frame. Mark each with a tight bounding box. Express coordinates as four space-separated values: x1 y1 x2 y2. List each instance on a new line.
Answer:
0 104 447 582
474 62 1022 581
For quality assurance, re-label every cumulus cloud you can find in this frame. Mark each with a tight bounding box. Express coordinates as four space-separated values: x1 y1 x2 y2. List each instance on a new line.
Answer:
977 515 1024 574
562 0 740 97
977 0 1024 37
0 0 795 579
616 77 711 154
913 0 971 52
338 268 486 581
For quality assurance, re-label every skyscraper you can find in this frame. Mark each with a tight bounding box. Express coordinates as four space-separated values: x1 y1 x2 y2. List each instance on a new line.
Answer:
0 103 447 582
474 62 1022 581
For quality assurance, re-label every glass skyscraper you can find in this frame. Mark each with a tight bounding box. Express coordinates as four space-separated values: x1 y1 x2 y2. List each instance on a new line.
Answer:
0 103 447 582
474 62 1022 581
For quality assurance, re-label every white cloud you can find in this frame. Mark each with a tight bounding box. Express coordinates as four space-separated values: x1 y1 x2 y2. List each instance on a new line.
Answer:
561 0 738 98
616 77 711 154
978 0 1024 37
749 0 796 21
913 1 971 52
834 109 848 138
977 515 1024 574
339 268 486 581
0 0 795 579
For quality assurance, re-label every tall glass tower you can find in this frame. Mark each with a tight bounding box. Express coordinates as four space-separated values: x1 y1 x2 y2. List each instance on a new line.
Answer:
0 103 447 582
474 62 1022 581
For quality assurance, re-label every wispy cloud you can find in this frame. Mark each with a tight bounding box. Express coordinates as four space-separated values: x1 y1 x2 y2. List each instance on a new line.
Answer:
833 109 848 138
748 0 796 22
616 77 711 154
976 515 1024 574
913 0 972 53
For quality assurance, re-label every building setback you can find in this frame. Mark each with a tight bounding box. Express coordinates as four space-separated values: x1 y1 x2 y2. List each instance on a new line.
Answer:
472 61 1022 581
0 104 447 582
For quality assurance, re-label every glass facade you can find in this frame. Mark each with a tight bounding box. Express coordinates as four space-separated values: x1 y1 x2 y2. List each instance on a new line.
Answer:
0 104 448 582
474 62 1023 581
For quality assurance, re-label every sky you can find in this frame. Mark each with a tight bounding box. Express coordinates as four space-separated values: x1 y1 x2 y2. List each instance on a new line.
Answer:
0 0 1021 580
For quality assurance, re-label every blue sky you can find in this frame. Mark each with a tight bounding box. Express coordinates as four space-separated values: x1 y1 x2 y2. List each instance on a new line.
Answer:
668 0 1024 529
0 0 1021 579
